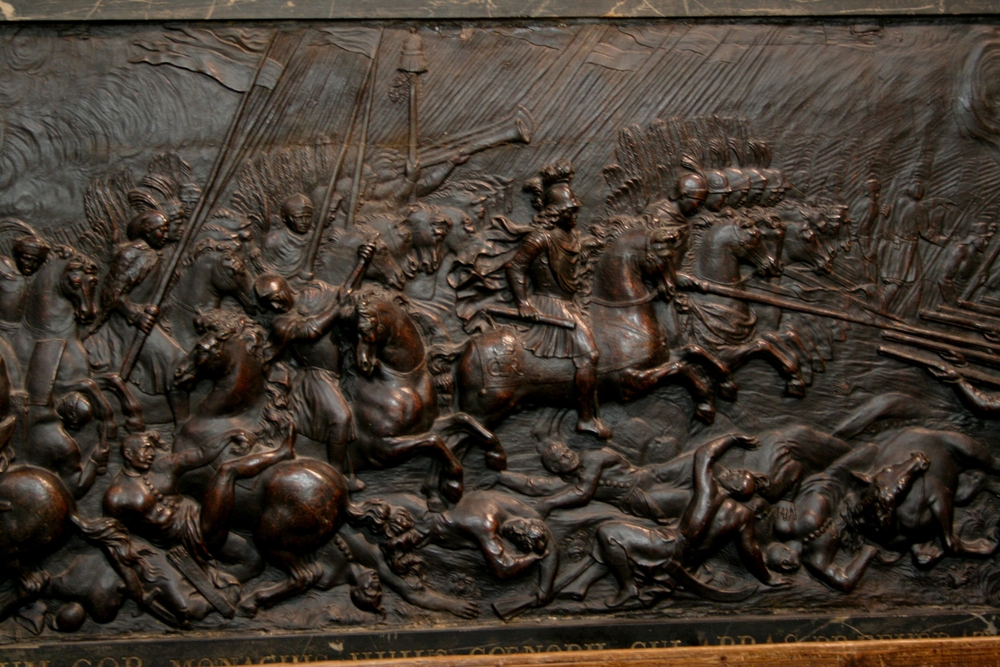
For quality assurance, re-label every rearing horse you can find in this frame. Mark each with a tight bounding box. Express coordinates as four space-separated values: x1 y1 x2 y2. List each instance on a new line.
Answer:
14 247 141 434
350 288 504 504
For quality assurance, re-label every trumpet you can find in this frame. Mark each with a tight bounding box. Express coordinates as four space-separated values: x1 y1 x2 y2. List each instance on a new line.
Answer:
418 105 534 167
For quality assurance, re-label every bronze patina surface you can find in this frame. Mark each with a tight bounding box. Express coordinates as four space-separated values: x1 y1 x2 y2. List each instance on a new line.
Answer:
1 9 1000 665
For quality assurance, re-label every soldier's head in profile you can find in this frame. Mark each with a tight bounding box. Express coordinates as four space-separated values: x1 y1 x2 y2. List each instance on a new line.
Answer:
866 176 881 196
121 431 163 473
255 274 295 314
677 172 708 217
281 193 314 235
12 235 51 276
971 221 996 252
126 210 170 250
524 158 580 231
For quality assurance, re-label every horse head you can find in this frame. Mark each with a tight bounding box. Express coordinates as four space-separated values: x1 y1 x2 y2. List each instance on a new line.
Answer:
784 220 834 275
174 309 266 390
353 293 389 376
351 288 423 377
212 244 257 314
356 220 412 290
403 203 453 275
849 451 930 536
59 249 99 325
730 216 782 279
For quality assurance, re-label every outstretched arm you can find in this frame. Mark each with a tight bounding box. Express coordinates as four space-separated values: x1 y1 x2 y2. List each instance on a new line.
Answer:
169 431 244 474
682 434 757 543
341 530 479 619
495 471 565 496
535 450 623 516
953 378 1000 415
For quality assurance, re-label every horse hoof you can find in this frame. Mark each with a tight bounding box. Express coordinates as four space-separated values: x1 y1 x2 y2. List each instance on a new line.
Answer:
695 403 716 424
441 478 464 503
485 448 508 471
785 379 806 398
125 417 146 433
576 418 613 440
347 476 367 493
718 380 739 402
236 598 259 618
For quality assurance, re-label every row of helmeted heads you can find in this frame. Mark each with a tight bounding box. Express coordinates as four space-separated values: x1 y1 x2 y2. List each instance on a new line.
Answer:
675 162 792 217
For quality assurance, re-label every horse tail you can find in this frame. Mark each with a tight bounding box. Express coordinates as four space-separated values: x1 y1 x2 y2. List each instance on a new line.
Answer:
832 392 930 440
428 340 468 396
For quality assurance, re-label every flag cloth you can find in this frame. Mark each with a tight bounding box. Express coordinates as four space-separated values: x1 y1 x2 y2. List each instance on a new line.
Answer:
131 27 282 92
314 27 382 58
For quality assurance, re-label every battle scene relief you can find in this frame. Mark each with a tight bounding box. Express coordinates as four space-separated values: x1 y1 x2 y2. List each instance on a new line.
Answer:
2 18 1000 647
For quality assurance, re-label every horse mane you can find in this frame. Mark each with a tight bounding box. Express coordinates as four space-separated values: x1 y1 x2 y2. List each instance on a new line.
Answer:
194 308 267 359
56 243 96 268
578 214 660 302
181 237 236 269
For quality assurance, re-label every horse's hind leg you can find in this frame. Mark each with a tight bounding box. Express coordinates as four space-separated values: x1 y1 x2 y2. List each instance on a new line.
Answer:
95 373 145 432
237 553 324 617
620 361 716 423
372 433 464 504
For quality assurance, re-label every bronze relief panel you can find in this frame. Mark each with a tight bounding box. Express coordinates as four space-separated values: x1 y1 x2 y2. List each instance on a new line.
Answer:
0 16 1000 663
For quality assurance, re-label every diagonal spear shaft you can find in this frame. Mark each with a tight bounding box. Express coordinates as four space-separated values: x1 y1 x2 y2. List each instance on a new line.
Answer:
344 30 384 230
120 30 288 381
296 40 381 280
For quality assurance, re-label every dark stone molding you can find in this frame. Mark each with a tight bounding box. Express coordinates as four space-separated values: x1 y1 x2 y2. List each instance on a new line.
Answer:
2 0 1000 22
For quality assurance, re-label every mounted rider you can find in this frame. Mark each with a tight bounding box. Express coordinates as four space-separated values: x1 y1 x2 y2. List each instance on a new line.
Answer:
503 159 611 440
86 210 188 422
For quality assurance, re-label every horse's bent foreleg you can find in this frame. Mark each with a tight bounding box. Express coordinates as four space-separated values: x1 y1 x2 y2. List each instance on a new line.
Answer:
619 361 684 401
679 345 738 401
620 361 716 423
727 338 805 397
94 373 145 432
432 412 506 471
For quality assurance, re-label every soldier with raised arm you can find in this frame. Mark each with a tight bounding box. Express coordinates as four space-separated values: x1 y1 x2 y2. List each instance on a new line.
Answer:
254 242 375 481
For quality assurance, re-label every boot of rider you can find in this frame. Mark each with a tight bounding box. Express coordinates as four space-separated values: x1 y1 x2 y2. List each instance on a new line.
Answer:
573 361 612 440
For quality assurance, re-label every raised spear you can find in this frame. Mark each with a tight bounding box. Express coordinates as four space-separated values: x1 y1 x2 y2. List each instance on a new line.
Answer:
296 33 382 279
344 36 383 230
120 31 289 380
399 27 427 204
